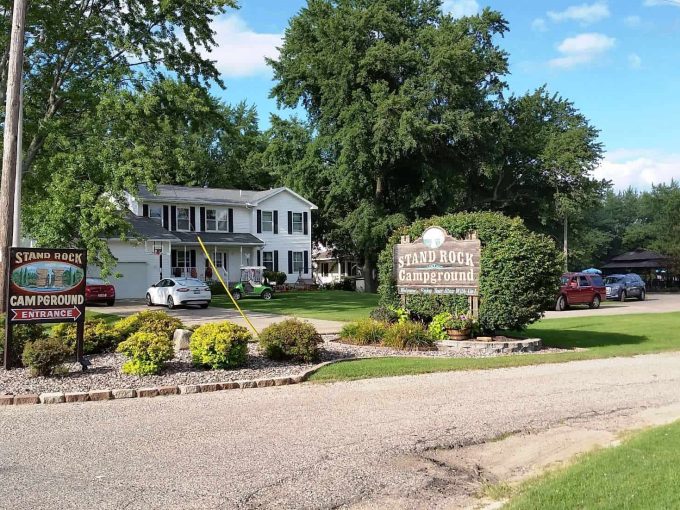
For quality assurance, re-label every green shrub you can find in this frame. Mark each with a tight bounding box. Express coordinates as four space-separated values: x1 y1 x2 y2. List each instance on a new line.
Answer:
51 319 119 355
22 337 72 377
208 280 226 295
113 311 183 342
428 312 452 341
378 212 562 333
258 319 322 362
369 306 398 324
263 270 287 286
189 322 250 369
339 319 387 345
0 314 48 367
382 321 435 351
116 331 174 375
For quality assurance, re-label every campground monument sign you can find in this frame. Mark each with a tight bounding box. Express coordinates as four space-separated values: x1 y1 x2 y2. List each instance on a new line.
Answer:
4 247 87 368
393 226 481 296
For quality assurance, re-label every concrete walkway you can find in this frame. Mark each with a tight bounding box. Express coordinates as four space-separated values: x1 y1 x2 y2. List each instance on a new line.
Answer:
2 353 680 509
99 300 346 334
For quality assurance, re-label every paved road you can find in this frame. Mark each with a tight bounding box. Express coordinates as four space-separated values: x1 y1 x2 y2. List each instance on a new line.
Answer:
543 292 680 319
100 300 346 334
2 353 680 509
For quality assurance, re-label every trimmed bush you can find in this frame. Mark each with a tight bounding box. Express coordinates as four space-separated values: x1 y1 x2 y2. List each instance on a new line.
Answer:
339 319 387 345
189 322 250 369
258 319 322 362
428 312 452 341
382 321 435 351
0 314 48 367
116 331 174 375
22 337 71 377
51 319 119 355
378 212 563 333
263 270 287 286
113 311 183 342
369 306 398 324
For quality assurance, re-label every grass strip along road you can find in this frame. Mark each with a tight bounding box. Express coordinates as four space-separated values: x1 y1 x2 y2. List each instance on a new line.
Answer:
310 312 680 381
504 419 680 509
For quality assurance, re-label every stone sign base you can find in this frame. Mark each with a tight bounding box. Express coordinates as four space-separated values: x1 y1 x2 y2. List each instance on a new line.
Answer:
437 337 542 355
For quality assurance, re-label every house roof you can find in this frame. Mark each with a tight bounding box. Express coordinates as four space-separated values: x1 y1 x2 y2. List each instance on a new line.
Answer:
125 215 180 242
172 231 264 246
607 248 668 263
602 260 667 269
137 184 317 209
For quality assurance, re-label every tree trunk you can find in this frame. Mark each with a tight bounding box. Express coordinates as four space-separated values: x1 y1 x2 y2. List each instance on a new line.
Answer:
0 0 27 313
362 256 377 294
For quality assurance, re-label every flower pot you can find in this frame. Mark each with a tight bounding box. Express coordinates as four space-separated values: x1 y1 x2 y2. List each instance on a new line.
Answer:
445 328 471 341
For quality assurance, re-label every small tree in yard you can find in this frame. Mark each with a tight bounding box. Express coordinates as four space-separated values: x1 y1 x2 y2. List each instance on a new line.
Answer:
378 212 563 334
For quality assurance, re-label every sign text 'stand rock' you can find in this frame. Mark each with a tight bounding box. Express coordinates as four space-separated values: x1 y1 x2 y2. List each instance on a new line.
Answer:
393 227 481 296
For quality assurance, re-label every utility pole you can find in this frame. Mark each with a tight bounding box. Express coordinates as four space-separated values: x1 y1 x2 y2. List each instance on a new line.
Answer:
0 0 28 312
12 72 23 247
563 215 568 272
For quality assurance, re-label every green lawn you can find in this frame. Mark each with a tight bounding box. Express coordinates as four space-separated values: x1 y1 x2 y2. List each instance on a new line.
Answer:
85 310 121 325
504 420 680 509
309 312 680 382
212 290 379 322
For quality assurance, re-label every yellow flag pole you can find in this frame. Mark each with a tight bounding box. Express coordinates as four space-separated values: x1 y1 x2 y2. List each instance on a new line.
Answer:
197 236 259 337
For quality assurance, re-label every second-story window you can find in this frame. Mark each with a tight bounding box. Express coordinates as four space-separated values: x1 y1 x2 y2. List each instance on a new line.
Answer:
206 209 228 231
177 207 190 231
148 204 162 224
292 212 303 234
261 211 273 232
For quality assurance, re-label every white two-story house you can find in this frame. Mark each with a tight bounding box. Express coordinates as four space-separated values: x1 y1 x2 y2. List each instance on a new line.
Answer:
95 185 317 299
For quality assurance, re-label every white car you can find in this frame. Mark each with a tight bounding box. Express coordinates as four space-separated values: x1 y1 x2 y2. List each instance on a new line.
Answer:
146 278 211 309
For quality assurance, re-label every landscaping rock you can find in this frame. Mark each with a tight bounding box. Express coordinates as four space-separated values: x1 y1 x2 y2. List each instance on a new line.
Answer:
40 392 65 405
198 383 219 393
157 386 178 396
112 389 136 399
173 329 192 352
256 379 276 388
65 392 89 403
14 394 39 405
89 390 111 401
220 382 239 390
274 377 292 386
138 387 160 398
178 384 200 395
0 395 14 406
239 380 256 389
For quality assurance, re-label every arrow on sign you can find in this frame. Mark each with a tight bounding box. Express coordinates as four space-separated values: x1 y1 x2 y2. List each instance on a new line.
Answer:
12 307 82 322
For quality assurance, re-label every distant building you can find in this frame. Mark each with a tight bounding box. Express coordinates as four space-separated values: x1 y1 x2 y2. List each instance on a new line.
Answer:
602 248 675 289
312 246 360 287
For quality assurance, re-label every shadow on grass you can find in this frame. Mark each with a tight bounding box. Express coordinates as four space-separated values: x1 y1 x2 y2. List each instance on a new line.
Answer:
527 328 646 350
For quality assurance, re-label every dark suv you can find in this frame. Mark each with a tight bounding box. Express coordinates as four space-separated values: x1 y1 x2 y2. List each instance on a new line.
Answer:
555 272 607 311
604 273 646 301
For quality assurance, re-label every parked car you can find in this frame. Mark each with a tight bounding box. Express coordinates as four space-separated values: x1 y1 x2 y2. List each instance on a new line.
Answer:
146 278 211 309
85 277 115 306
604 273 646 301
555 272 607 311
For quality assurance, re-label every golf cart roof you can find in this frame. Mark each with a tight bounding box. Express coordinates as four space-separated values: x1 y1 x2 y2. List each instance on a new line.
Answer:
240 266 267 270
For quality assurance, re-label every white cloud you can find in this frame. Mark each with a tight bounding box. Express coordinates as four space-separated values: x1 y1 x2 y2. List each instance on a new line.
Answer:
548 32 616 68
595 149 680 190
189 15 282 78
628 52 642 69
644 0 680 6
547 2 610 25
624 15 642 27
532 18 548 32
442 0 480 18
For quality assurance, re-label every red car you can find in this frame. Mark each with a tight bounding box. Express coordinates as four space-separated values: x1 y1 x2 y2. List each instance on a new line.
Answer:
555 272 606 311
86 277 116 306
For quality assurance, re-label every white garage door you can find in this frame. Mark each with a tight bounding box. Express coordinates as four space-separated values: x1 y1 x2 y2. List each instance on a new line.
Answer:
109 262 150 299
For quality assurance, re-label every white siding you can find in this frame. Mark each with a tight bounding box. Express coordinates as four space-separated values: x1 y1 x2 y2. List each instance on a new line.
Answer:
231 206 252 233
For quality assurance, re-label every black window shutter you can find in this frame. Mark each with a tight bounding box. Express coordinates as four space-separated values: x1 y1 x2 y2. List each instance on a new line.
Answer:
199 207 206 231
171 250 177 268
142 204 149 217
256 209 262 234
163 205 169 229
288 251 293 274
274 251 279 272
170 206 177 231
190 250 196 268
190 207 196 232
228 208 234 233
287 211 293 234
273 211 278 234
304 251 309 274
257 251 261 266
303 212 309 235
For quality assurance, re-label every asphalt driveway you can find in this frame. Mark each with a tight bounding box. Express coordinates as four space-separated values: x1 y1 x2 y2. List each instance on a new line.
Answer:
543 292 680 319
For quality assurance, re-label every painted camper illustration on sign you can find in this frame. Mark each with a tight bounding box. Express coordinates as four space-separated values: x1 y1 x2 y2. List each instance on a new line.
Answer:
11 261 85 293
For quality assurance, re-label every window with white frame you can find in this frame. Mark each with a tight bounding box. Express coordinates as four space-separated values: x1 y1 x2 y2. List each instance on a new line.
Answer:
176 250 189 268
148 204 162 224
176 207 190 231
261 211 273 232
292 212 303 234
292 252 304 273
262 251 274 271
206 208 228 231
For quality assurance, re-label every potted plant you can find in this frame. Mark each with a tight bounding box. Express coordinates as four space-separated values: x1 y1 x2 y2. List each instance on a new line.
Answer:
444 313 476 340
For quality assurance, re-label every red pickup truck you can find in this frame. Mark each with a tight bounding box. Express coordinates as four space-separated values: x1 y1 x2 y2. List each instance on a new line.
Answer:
555 272 606 311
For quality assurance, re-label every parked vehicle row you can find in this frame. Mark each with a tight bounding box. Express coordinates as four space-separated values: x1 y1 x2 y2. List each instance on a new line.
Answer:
555 272 646 311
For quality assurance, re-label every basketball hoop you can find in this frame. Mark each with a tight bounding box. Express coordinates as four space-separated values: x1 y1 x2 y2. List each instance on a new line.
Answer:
145 240 169 256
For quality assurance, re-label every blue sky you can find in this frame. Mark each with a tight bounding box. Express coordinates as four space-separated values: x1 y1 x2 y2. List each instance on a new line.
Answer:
205 0 680 190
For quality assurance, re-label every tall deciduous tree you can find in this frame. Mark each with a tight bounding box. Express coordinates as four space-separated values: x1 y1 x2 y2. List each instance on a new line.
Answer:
269 0 509 291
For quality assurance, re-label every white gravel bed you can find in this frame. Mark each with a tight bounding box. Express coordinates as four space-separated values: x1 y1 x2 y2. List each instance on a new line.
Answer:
0 337 566 395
